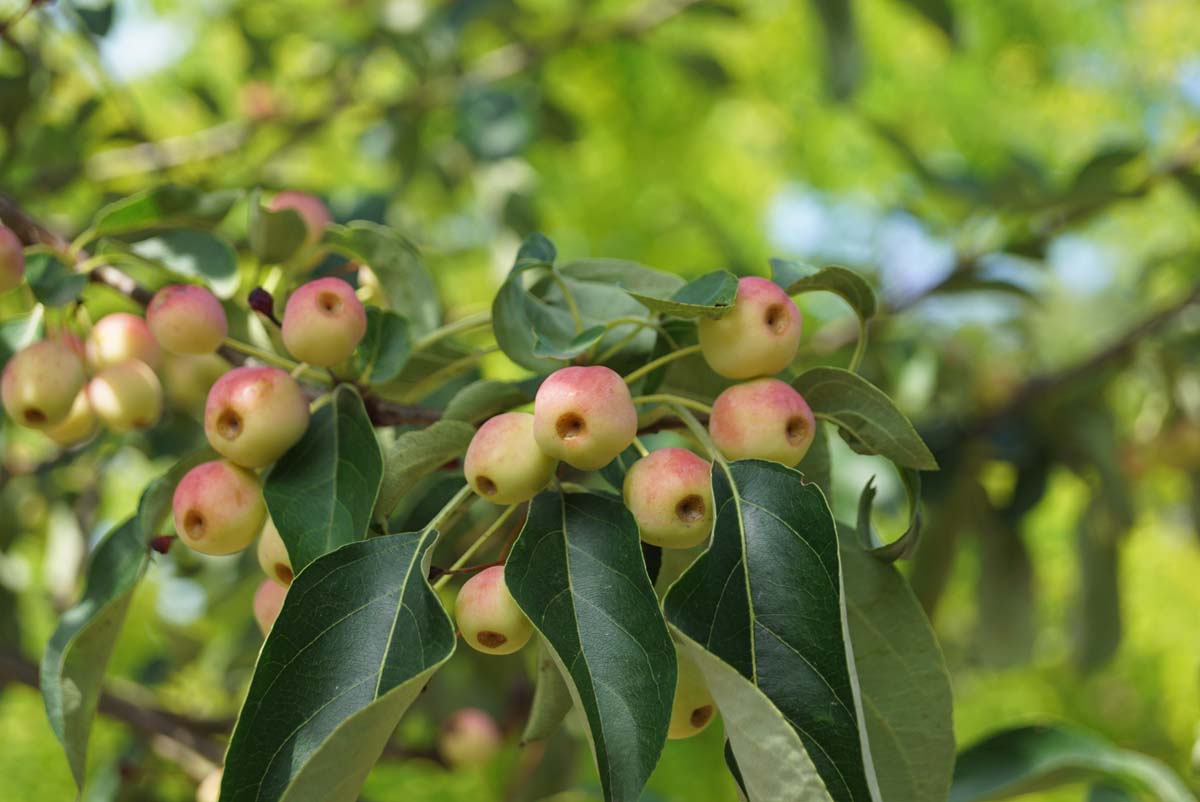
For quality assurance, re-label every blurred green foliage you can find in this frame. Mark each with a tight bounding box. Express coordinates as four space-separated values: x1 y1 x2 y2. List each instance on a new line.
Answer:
2 0 1200 800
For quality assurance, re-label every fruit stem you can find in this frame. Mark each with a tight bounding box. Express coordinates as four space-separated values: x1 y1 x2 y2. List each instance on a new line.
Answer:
433 504 520 591
667 403 726 467
621 344 702 385
221 338 331 384
632 437 650 458
547 271 584 333
412 310 493 352
632 393 713 415
290 362 310 379
422 483 476 542
848 320 868 373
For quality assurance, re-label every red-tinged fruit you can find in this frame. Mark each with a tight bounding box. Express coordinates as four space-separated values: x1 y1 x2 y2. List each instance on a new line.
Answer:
280 277 366 367
708 378 815 467
257 518 293 586
697 276 802 379
86 312 160 371
253 578 287 635
268 191 331 247
623 447 713 549
173 460 267 555
204 365 310 468
439 708 502 768
455 565 533 656
1 339 87 429
532 365 637 470
88 360 163 432
162 353 229 415
464 412 557 504
0 226 25 293
147 284 228 354
668 647 716 739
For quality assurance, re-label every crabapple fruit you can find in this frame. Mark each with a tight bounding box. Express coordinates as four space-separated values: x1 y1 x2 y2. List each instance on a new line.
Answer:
204 365 310 468
196 769 222 802
280 277 367 367
0 226 24 294
1 339 87 429
87 360 163 432
697 276 801 379
708 378 815 467
162 353 229 414
173 460 267 555
668 647 716 739
439 708 502 768
623 448 713 549
455 565 533 656
267 191 331 247
253 578 287 635
257 518 293 586
44 389 98 447
147 284 228 354
86 312 160 371
532 365 637 470
464 412 558 504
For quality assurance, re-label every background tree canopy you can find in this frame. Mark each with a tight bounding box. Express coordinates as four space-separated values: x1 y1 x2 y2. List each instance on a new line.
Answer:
1 0 1199 800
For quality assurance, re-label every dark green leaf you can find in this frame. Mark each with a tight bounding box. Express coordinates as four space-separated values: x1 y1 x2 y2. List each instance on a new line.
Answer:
808 0 862 100
838 523 955 802
856 468 923 562
0 312 44 362
128 230 239 298
532 324 606 360
90 185 238 237
506 491 675 802
793 367 938 470
76 2 115 37
376 420 476 519
772 259 877 358
442 380 531 424
492 263 577 373
220 528 456 802
1073 499 1123 671
626 270 738 319
514 232 557 271
326 222 441 335
248 191 307 264
25 253 87 307
797 420 833 501
521 638 575 744
265 386 383 572
950 725 1196 802
1067 145 1143 202
356 308 412 384
664 460 876 802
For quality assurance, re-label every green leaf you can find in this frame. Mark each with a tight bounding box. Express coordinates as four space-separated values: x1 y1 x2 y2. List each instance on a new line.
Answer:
506 491 675 802
492 239 577 372
248 191 307 265
325 222 441 335
90 185 238 237
838 523 955 802
220 529 456 802
521 638 575 744
856 468 923 562
976 518 1034 667
0 310 44 362
442 380 531 424
772 259 877 321
793 367 938 471
950 725 1196 802
42 450 209 789
1074 498 1123 671
626 270 738 319
128 230 239 299
808 0 862 101
25 253 87 307
558 258 684 297
514 232 557 270
376 420 475 519
264 386 383 572
356 308 412 384
532 324 606 360
672 628 837 802
797 420 833 501
663 460 877 802
1066 145 1143 202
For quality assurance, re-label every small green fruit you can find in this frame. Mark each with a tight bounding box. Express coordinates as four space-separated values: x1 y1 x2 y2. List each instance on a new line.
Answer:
669 648 716 740
147 284 228 354
267 191 331 247
1 339 87 429
257 518 294 586
697 276 801 379
44 389 99 447
87 360 163 432
464 412 558 504
203 366 310 468
455 565 533 656
439 708 502 768
86 312 161 371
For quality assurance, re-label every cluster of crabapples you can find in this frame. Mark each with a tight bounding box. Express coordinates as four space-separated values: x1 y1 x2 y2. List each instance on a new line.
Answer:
455 275 815 741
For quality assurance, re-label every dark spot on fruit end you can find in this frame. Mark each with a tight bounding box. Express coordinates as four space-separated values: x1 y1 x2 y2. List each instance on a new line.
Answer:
23 408 46 425
786 416 808 446
216 408 242 440
276 564 294 584
183 510 205 539
318 291 342 314
475 475 498 496
764 304 789 334
556 412 586 440
675 494 706 524
690 705 714 729
477 631 508 649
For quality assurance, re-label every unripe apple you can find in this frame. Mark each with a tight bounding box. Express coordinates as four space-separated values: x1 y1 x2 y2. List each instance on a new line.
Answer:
623 448 713 549
0 226 24 293
708 378 815 467
668 648 716 739
532 366 637 471
455 565 533 656
253 578 287 635
464 412 558 504
147 284 228 354
439 708 502 768
87 360 163 432
280 277 367 367
204 366 310 468
268 191 331 247
86 312 161 371
196 769 222 802
1 339 87 429
173 459 267 555
697 277 802 379
257 518 293 586
44 389 99 447
162 353 229 414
